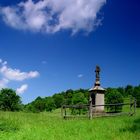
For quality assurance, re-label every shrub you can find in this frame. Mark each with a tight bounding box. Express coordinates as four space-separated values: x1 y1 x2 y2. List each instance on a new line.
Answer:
133 86 140 107
0 88 21 111
106 89 124 112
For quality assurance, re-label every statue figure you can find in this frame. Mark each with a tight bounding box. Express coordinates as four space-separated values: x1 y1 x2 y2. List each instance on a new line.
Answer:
95 65 100 79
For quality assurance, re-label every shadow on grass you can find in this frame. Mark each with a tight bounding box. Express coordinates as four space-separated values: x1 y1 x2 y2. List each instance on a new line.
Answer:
120 118 140 133
0 119 19 133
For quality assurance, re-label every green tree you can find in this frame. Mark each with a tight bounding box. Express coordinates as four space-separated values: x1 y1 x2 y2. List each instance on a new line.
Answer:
117 87 126 97
33 97 46 112
71 92 88 115
72 92 88 105
53 94 64 108
106 89 124 112
64 89 73 105
0 88 21 111
125 85 134 96
133 86 140 107
24 103 34 112
45 97 56 112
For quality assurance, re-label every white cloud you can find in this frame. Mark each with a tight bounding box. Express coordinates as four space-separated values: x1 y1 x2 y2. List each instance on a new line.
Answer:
42 60 47 64
0 59 7 65
2 61 7 65
0 59 39 93
0 65 39 81
16 84 28 94
0 59 39 81
77 74 83 78
0 0 106 34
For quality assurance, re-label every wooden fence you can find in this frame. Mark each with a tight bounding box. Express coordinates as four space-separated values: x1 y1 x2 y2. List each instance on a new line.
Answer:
61 97 136 119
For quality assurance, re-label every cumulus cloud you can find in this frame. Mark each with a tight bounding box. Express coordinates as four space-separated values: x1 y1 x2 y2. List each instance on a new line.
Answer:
0 59 39 93
77 74 83 78
41 60 47 64
16 84 28 94
0 65 39 81
0 59 39 81
0 0 106 34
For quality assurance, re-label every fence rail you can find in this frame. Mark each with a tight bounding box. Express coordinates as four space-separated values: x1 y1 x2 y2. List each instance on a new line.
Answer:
61 97 136 119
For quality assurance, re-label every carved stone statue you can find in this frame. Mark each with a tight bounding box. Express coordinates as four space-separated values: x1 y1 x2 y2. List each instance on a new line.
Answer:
89 65 105 117
95 65 100 80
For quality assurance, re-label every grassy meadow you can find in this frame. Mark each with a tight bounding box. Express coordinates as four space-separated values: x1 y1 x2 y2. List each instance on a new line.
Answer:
0 109 140 140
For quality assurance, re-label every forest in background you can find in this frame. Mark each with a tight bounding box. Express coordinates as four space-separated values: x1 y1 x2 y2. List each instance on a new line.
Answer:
24 84 140 112
0 85 140 112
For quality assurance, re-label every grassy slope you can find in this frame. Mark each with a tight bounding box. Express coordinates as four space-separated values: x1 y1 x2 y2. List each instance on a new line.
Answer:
0 109 140 140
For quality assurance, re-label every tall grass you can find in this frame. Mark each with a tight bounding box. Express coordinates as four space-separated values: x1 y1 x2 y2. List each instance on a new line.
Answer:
0 109 140 140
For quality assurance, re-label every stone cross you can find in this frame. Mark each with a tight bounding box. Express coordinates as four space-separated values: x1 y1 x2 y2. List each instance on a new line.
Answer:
95 65 100 81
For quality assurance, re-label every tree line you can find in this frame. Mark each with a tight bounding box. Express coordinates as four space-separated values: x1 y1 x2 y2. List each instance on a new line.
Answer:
0 85 140 112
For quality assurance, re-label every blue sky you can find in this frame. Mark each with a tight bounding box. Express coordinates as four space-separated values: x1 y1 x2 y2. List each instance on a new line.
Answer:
0 0 140 103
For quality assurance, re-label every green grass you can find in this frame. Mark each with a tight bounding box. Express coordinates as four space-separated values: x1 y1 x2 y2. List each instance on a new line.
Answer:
0 109 140 140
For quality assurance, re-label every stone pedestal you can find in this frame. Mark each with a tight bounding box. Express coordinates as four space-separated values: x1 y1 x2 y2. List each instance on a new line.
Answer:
95 93 104 112
89 66 105 114
89 87 105 113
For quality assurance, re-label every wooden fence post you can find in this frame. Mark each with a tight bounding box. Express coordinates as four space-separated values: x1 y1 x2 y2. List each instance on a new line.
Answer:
61 106 63 118
89 97 93 119
134 98 136 114
64 106 67 118
130 97 133 114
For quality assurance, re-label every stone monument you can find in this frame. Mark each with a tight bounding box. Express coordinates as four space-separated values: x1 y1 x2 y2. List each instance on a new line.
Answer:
89 65 105 113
